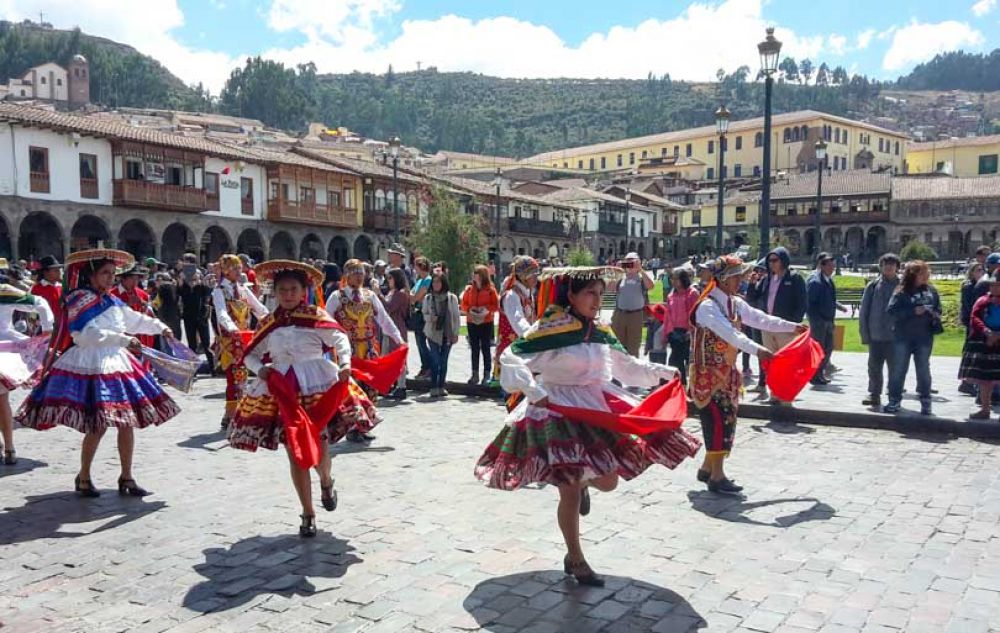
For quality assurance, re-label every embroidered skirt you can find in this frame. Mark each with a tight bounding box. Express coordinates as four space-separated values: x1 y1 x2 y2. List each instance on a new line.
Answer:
958 338 1000 384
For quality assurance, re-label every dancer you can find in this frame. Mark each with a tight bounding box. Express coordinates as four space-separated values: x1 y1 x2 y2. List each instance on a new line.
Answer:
228 260 381 536
960 271 1000 421
17 249 179 497
490 255 540 384
213 254 269 429
476 267 701 586
689 256 805 495
30 255 63 326
326 259 403 442
110 263 156 355
0 281 53 464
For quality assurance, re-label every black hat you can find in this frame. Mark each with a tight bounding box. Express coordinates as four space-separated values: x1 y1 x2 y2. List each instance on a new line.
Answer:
120 263 150 277
38 255 62 270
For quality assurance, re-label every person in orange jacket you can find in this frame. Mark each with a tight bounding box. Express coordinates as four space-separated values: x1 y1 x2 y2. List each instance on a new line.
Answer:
460 265 500 386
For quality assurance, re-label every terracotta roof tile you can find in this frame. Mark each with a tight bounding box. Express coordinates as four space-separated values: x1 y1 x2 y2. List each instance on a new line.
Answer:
771 170 891 200
893 175 1000 200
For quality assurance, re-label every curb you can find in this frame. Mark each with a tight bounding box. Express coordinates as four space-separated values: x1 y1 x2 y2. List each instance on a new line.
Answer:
406 380 1000 441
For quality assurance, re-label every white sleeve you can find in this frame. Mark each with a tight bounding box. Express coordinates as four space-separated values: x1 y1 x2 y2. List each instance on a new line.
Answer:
372 295 403 344
734 297 798 334
71 324 132 348
243 337 267 374
244 285 269 319
502 292 532 337
212 287 237 333
319 327 353 369
499 346 548 403
121 305 169 336
325 292 341 319
695 300 766 356
28 295 54 331
609 345 676 386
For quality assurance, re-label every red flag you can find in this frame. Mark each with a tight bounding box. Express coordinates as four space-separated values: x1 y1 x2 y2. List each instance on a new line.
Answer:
221 166 231 175
351 344 408 395
760 329 824 401
548 378 688 435
266 371 349 469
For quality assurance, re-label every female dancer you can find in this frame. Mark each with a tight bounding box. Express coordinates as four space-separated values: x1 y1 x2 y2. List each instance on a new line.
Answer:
475 267 701 586
0 280 54 464
228 260 381 537
17 249 179 496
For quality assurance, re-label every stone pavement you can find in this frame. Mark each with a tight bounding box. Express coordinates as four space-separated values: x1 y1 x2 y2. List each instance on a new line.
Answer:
3 380 1000 632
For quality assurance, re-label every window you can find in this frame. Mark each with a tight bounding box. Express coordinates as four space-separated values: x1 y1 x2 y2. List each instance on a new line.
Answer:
329 190 341 208
617 154 622 167
894 141 900 156
843 130 849 145
283 183 292 203
300 186 315 205
79 153 98 199
979 154 999 175
241 177 254 215
205 172 219 196
755 132 763 148
600 157 606 169
792 128 800 142
589 158 595 170
685 144 692 157
834 128 840 144
56 78 62 86
344 188 355 209
735 206 747 222
674 145 679 157
708 140 715 154
40 76 46 84
735 136 742 150
577 160 583 169
629 152 635 165
28 146 49 193
783 129 791 143
563 162 568 168
878 138 884 152
166 165 183 186
753 165 761 177
691 210 702 224
126 159 142 180
661 147 667 156
707 167 715 180
734 164 742 177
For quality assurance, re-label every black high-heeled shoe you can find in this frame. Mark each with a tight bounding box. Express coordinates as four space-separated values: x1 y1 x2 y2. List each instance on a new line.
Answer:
320 481 337 512
118 478 150 497
563 556 605 587
74 475 100 498
3 449 16 465
299 514 317 538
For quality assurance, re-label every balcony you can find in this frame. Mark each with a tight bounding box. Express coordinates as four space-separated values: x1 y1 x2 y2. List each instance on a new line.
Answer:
598 219 627 235
241 196 254 216
113 179 207 212
660 217 679 236
269 199 357 228
508 216 567 237
30 172 50 194
79 178 98 200
363 210 415 232
771 210 890 227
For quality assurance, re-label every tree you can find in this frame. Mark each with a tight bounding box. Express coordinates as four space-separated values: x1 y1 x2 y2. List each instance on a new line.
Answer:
816 63 830 86
408 186 488 292
567 247 595 266
800 59 814 85
832 66 849 85
779 57 799 83
900 240 938 262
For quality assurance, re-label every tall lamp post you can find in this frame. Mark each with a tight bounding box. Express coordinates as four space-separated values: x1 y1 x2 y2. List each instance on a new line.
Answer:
493 167 503 287
624 187 632 257
715 104 730 253
389 136 401 245
757 27 782 256
813 140 827 257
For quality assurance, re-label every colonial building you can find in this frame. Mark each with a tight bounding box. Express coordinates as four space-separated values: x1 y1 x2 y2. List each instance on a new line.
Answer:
890 175 1000 258
1 56 89 107
906 135 1000 179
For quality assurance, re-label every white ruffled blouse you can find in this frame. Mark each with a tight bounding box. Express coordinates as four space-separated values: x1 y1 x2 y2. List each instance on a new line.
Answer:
242 325 352 397
58 304 168 376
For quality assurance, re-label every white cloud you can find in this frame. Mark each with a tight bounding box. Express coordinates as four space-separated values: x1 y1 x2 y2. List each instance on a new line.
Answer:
0 0 241 92
856 29 876 50
972 0 997 17
882 20 984 71
827 34 848 55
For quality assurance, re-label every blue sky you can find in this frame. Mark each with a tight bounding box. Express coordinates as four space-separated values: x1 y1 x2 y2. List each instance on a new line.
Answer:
3 0 998 91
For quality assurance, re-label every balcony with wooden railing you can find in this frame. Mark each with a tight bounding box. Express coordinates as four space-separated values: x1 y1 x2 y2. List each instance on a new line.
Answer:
598 218 627 235
770 209 890 227
79 178 98 200
364 210 414 232
508 216 568 237
268 198 356 227
30 172 50 194
113 179 207 212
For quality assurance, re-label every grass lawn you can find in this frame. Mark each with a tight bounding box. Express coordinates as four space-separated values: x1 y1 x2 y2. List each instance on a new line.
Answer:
836 318 964 357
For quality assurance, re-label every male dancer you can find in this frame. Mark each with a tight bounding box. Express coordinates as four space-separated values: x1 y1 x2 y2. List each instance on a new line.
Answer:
491 256 539 386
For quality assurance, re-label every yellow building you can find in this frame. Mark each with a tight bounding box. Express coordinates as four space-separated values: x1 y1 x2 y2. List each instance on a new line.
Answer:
678 191 761 253
905 135 1000 178
527 110 908 178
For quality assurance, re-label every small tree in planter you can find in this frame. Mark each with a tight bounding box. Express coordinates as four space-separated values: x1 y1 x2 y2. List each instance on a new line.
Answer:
900 240 938 263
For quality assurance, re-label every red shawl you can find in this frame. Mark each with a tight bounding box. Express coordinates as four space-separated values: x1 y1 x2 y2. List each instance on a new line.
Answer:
548 378 688 435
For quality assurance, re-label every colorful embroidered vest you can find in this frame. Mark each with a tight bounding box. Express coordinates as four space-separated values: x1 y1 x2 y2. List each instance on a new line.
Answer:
689 293 742 408
497 284 535 353
334 287 379 360
221 283 251 330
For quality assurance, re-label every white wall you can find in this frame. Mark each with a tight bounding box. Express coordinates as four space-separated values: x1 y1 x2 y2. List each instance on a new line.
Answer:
204 156 265 219
25 63 68 101
0 125 112 204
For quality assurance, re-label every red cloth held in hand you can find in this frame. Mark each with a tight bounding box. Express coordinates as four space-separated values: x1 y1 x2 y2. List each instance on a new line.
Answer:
548 378 688 435
760 329 824 401
267 371 350 470
352 344 408 395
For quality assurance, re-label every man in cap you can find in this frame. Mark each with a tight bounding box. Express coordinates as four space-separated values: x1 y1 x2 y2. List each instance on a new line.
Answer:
387 243 414 288
110 263 157 358
371 259 388 295
690 255 806 495
609 252 654 357
30 255 63 326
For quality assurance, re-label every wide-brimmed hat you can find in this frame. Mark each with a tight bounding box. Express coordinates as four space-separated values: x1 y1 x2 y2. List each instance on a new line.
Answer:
539 266 624 283
38 255 62 270
623 252 640 262
705 255 754 281
254 260 323 287
119 263 150 277
66 249 135 274
387 243 406 256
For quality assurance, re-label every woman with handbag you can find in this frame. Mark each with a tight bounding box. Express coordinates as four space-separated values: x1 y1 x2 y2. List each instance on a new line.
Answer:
422 273 460 397
460 265 499 386
656 268 699 385
885 260 942 415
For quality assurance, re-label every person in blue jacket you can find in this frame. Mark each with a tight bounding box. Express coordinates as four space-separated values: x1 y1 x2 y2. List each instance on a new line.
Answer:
885 260 942 415
806 253 844 385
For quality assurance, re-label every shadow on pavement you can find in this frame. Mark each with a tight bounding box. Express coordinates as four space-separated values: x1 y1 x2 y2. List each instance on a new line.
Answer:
0 456 48 478
201 391 227 400
686 492 836 528
463 571 705 632
329 442 395 455
176 429 228 451
182 534 361 612
750 421 816 435
0 492 165 546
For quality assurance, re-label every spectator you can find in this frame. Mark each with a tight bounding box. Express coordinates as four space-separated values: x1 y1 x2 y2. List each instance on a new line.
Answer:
959 262 985 395
153 272 182 350
423 273 460 398
657 267 699 385
371 260 388 295
972 253 1000 305
609 252 653 357
381 268 411 400
694 264 713 293
322 263 341 301
960 271 1000 420
751 246 807 399
806 253 844 386
460 265 499 387
885 260 942 415
974 245 992 268
179 270 213 374
859 253 900 408
387 244 414 287
239 254 258 295
410 257 433 379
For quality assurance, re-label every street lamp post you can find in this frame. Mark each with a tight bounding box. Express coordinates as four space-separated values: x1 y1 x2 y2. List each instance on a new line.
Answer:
389 136 401 245
757 27 782 256
624 188 631 257
493 167 503 287
715 104 730 253
813 140 827 257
